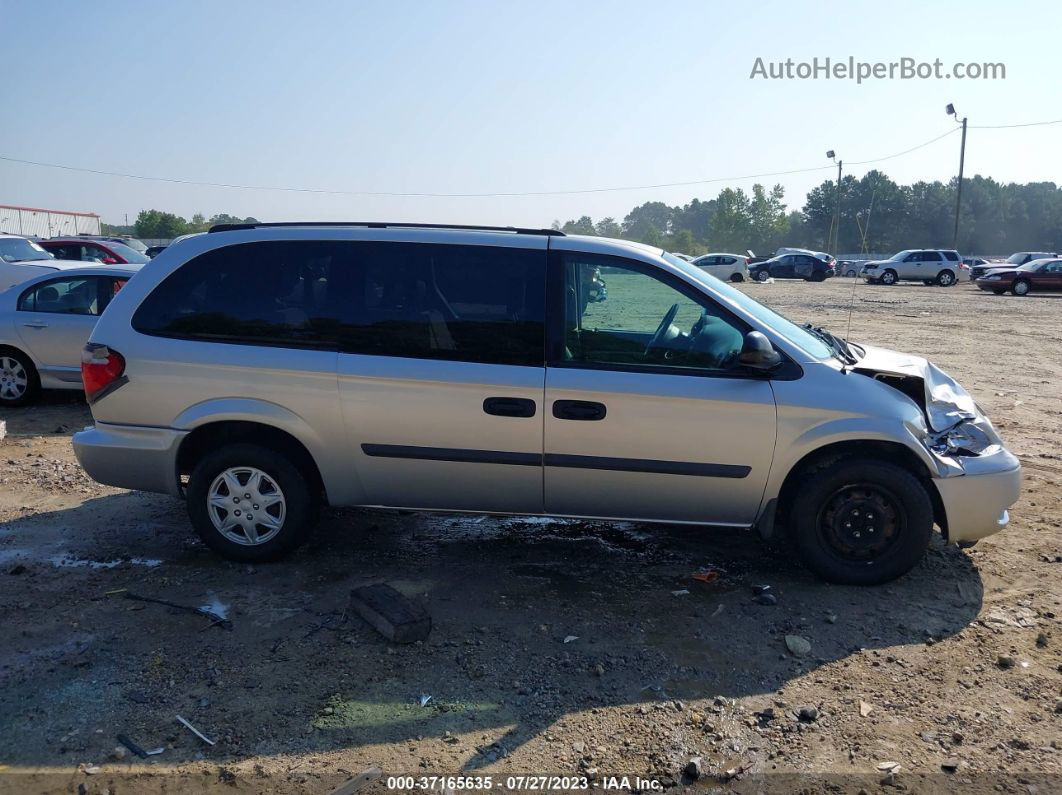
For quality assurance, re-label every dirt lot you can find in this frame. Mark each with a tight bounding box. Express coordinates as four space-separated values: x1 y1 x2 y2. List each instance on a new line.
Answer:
1 278 1060 794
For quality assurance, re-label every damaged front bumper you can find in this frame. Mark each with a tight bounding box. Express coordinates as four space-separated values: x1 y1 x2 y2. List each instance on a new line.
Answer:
853 344 1022 544
931 446 1021 543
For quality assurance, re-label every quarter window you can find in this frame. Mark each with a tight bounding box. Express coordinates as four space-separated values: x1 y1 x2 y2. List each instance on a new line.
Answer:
131 240 545 366
559 254 747 372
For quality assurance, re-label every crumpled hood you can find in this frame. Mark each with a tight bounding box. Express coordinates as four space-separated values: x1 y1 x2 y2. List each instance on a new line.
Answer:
854 344 979 432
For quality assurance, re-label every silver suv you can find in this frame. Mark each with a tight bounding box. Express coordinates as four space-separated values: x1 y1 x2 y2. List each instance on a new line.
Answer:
861 249 962 286
72 223 1021 585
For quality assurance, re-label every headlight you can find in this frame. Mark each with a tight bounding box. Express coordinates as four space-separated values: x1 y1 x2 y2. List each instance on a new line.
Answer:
928 418 999 457
984 275 1002 281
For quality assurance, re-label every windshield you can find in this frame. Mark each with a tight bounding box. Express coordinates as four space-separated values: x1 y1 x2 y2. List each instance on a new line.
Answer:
0 238 55 263
663 252 834 359
1005 253 1026 264
888 250 914 261
106 242 150 263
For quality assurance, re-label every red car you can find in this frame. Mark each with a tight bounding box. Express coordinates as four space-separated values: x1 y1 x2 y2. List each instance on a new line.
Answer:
975 258 1062 296
37 238 150 266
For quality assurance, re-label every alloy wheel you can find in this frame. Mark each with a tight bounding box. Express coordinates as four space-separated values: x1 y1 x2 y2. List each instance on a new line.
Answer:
0 357 29 401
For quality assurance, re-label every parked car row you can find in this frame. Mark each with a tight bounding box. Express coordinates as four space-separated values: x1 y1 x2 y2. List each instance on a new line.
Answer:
974 257 1062 295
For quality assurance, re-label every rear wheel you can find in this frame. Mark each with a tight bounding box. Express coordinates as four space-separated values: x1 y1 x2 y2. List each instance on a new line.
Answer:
810 271 826 282
730 273 744 283
1012 280 1030 296
936 270 956 287
187 443 316 562
787 458 934 585
845 269 857 278
0 350 41 407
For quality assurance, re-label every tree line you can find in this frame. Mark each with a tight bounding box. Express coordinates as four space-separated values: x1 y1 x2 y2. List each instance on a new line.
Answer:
102 210 260 239
554 172 1062 256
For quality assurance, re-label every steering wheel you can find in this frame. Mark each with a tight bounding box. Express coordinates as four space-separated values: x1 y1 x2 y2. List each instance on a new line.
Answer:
646 303 680 354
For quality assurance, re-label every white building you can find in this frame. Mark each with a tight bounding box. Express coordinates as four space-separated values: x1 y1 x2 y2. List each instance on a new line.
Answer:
0 204 102 238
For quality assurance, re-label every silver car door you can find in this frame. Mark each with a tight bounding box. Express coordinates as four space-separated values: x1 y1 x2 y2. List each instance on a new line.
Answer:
14 275 113 384
336 238 547 513
543 249 777 525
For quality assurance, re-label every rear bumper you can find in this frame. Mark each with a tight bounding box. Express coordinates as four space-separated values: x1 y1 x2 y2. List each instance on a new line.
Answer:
72 423 186 496
934 450 1022 543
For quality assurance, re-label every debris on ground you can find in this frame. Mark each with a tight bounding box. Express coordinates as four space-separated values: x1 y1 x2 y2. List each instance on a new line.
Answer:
116 732 149 758
123 591 233 630
349 583 431 644
689 570 721 585
785 635 812 657
328 767 384 795
176 714 216 746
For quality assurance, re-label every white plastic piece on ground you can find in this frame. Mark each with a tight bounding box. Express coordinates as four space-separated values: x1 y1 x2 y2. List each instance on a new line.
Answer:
0 419 5 441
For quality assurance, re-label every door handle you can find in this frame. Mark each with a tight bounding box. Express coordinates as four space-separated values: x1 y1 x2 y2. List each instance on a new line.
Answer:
22 322 48 329
553 400 607 421
483 396 537 418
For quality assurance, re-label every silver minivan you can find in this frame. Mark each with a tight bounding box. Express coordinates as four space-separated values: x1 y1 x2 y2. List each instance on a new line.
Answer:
72 223 1021 585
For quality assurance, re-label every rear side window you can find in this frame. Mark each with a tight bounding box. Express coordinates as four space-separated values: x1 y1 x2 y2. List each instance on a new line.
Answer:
18 275 121 316
132 240 546 366
942 251 959 261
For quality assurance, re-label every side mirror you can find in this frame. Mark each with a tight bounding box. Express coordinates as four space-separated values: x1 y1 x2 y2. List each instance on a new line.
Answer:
739 331 782 370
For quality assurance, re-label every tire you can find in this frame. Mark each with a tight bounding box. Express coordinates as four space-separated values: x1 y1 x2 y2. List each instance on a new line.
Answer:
1012 280 1030 296
186 443 316 562
0 349 41 407
936 270 956 287
810 271 826 282
845 269 857 278
730 273 744 283
787 458 934 585
992 288 1006 295
880 269 898 285
756 270 770 282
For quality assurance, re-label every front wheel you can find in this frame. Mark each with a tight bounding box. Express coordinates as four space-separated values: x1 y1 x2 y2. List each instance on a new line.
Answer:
787 458 934 585
187 443 316 561
756 270 770 282
880 269 898 285
845 269 857 278
1012 280 1030 296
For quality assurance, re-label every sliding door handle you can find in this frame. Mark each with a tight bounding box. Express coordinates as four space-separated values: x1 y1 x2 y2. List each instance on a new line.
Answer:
483 397 537 418
552 400 607 421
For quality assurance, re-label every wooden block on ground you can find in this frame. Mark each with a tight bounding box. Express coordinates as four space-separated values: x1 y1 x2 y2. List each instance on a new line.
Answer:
350 583 431 644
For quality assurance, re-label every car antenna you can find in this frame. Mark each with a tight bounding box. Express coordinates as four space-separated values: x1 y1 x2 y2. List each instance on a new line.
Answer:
842 191 875 366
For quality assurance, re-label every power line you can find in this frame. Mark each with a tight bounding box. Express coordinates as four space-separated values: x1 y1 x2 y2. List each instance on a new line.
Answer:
0 119 1055 198
969 117 1062 129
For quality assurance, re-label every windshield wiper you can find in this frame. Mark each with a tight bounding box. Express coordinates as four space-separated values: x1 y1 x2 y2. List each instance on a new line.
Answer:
802 323 858 365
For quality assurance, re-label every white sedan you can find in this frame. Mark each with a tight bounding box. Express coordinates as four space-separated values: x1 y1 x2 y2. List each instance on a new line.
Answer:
0 265 140 405
689 252 751 282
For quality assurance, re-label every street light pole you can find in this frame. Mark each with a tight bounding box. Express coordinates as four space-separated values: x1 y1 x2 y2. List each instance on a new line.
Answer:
947 104 967 249
826 151 842 255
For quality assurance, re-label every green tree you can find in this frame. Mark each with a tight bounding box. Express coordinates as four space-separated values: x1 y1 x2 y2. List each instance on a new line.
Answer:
709 189 753 252
622 201 673 242
560 216 597 235
134 209 188 239
595 217 621 238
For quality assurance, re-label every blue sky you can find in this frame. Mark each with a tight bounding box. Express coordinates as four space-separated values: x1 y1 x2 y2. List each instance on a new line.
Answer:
2 0 1059 227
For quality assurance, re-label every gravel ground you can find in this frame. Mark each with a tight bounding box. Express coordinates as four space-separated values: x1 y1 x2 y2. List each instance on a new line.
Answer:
0 278 1060 794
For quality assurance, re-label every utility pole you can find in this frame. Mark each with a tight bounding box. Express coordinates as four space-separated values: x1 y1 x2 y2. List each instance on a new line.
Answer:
953 116 967 249
826 150 842 255
946 104 967 249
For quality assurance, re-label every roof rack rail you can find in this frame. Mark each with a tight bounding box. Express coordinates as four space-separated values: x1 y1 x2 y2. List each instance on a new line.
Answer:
208 221 565 236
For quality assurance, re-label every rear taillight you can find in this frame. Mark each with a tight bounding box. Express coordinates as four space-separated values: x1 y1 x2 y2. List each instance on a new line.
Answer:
81 343 125 400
